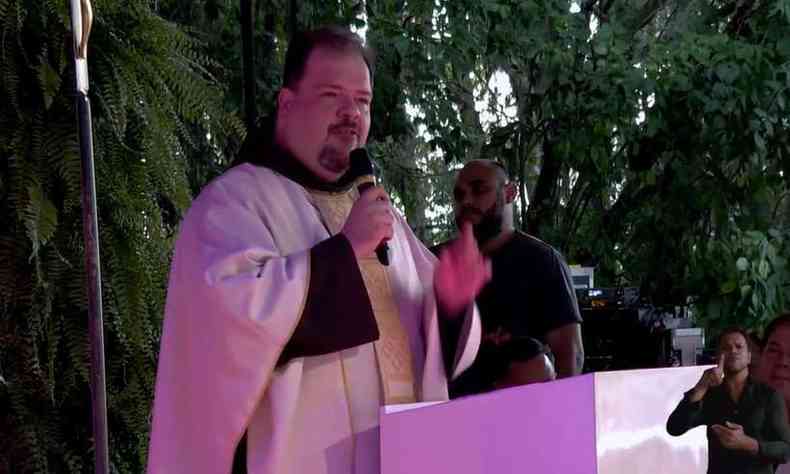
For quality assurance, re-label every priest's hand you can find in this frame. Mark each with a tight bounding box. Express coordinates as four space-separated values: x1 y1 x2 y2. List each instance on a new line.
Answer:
711 422 759 454
434 222 491 318
342 186 393 259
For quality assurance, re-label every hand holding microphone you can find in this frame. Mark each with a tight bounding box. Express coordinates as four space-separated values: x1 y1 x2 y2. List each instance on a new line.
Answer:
341 149 391 265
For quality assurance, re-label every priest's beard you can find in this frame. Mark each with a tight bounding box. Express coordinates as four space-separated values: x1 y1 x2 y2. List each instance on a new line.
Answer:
318 145 350 176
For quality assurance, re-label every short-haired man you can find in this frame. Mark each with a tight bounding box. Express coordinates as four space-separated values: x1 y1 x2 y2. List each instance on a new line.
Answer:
667 327 790 474
147 27 489 474
758 314 790 474
491 336 556 389
432 159 583 397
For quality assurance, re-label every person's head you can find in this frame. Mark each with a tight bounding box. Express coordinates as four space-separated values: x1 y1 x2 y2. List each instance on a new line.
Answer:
717 327 752 376
452 160 516 244
757 314 790 412
275 26 374 182
493 337 556 389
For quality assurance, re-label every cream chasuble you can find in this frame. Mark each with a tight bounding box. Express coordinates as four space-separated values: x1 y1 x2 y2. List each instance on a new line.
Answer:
308 188 417 406
147 163 481 474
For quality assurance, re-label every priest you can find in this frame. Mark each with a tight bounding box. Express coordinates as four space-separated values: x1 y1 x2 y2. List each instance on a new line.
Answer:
146 26 489 474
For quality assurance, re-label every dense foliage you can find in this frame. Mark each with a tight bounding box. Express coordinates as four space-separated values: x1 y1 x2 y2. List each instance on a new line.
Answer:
0 0 241 471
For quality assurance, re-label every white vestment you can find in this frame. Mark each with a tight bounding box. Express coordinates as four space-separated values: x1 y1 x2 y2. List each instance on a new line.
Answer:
147 163 480 474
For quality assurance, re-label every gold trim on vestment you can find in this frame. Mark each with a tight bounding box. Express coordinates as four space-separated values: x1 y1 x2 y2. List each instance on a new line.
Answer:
357 256 417 404
306 189 417 405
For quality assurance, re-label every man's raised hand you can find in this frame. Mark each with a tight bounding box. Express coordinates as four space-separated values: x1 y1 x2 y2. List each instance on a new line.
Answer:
696 356 725 392
434 222 492 318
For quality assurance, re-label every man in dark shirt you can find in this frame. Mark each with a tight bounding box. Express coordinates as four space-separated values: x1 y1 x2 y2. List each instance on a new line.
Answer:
667 327 790 474
432 160 584 397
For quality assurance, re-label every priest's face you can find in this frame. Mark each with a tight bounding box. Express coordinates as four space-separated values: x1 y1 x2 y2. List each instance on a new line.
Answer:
276 47 372 182
718 331 751 376
757 323 790 413
453 162 506 244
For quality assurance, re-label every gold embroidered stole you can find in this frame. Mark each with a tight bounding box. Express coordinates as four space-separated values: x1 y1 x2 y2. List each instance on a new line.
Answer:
308 189 417 405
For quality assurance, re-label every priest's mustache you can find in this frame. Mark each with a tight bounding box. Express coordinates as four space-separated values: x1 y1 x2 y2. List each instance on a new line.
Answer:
329 120 359 135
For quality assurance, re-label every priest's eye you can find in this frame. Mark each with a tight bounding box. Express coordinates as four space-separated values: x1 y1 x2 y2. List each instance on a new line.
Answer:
472 186 491 196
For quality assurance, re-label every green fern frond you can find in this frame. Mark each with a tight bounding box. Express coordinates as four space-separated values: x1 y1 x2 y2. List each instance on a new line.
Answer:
0 235 17 308
0 0 12 25
3 1 244 471
37 54 61 111
23 183 59 260
62 309 89 384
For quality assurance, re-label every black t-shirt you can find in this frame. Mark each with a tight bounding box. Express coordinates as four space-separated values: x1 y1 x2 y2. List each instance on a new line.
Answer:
432 231 582 397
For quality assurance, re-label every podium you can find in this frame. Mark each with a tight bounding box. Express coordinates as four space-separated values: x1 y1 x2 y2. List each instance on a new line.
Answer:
381 366 710 474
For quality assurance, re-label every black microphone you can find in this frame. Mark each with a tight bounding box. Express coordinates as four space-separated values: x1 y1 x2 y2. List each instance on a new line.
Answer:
349 148 390 266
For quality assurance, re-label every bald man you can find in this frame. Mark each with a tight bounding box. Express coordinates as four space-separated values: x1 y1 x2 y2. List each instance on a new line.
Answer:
432 160 584 397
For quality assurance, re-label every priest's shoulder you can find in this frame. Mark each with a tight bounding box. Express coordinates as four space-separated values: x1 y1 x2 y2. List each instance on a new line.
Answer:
183 164 288 220
192 164 284 204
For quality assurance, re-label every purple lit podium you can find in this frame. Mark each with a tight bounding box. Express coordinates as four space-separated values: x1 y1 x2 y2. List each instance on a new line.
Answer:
381 367 710 474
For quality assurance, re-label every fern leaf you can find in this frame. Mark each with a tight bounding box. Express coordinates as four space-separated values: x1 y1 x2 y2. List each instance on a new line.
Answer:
24 184 58 260
37 55 61 110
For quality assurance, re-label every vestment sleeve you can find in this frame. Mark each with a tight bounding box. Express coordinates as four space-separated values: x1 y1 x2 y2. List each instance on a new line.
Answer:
277 233 379 365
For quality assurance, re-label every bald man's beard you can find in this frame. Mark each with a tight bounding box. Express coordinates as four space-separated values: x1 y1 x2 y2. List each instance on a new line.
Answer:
457 195 505 245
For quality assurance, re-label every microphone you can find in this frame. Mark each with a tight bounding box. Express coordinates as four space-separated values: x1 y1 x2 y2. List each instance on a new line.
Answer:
349 148 390 266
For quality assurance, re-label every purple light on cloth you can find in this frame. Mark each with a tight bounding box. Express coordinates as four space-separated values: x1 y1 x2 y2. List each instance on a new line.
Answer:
381 375 598 474
381 367 712 474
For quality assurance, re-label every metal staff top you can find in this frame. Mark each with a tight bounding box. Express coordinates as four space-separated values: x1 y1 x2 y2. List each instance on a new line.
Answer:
69 0 93 93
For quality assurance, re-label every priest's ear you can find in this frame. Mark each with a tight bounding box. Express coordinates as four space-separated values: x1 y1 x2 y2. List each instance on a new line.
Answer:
277 88 297 116
504 182 517 204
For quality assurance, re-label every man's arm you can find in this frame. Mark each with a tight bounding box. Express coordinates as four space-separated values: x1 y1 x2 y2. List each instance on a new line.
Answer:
545 322 584 377
539 248 584 378
666 390 708 436
666 364 722 436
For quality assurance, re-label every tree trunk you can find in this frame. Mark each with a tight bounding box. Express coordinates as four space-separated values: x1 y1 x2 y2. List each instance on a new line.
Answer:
526 127 562 239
